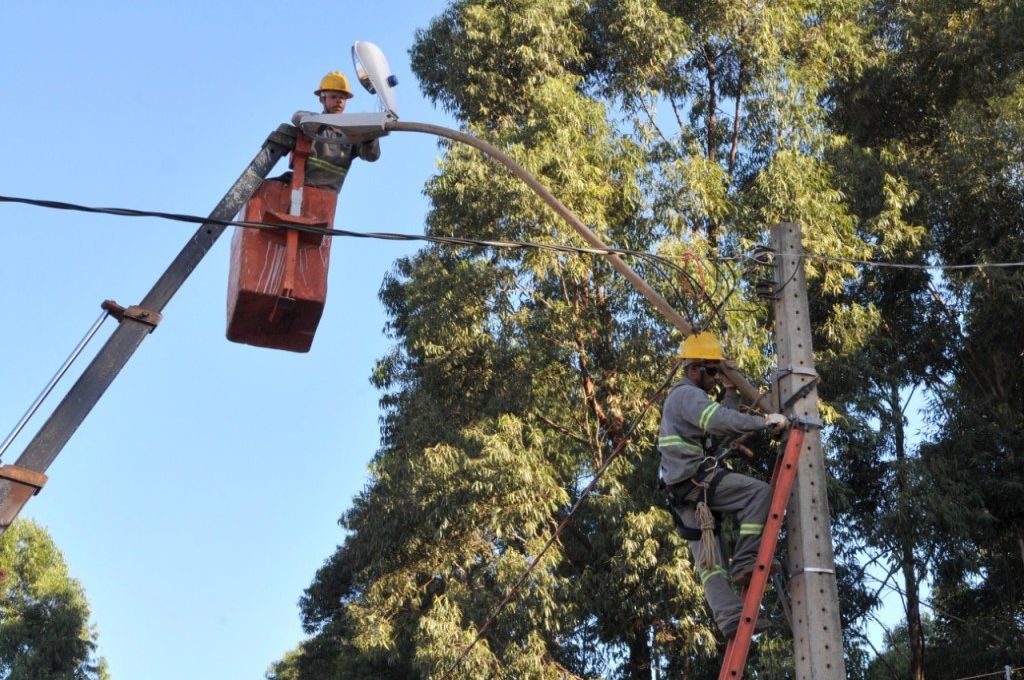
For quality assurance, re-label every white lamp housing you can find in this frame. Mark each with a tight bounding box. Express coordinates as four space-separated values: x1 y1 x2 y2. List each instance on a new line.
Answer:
352 40 399 119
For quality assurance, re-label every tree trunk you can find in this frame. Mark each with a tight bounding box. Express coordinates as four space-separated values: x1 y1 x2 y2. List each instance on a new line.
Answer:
1017 526 1024 574
891 381 926 680
626 622 652 680
703 43 719 242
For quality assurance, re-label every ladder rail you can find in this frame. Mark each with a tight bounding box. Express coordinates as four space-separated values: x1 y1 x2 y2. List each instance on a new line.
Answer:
718 423 809 679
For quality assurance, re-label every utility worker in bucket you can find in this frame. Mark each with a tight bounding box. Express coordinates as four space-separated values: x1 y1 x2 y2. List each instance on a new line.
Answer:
658 331 788 638
289 71 381 193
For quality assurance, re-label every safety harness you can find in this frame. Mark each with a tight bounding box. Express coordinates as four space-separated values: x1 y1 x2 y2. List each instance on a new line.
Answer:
662 443 735 572
663 464 728 538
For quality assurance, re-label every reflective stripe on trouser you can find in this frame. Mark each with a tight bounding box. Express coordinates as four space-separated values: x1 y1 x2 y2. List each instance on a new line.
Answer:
674 472 772 632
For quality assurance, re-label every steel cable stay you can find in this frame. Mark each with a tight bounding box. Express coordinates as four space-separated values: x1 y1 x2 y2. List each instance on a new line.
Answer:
0 310 110 462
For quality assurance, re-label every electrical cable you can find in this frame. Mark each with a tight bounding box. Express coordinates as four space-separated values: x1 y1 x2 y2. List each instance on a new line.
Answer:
436 359 684 680
950 667 1023 680
4 194 1021 271
859 570 1011 648
0 194 693 280
802 253 1024 271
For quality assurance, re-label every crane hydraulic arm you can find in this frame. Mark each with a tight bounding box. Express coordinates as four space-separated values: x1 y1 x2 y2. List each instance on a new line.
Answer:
0 125 298 537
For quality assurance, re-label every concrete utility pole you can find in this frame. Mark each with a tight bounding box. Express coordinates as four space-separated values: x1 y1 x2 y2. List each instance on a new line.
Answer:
770 222 846 679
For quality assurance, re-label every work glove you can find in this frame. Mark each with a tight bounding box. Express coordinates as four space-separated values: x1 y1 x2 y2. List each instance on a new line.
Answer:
764 413 789 432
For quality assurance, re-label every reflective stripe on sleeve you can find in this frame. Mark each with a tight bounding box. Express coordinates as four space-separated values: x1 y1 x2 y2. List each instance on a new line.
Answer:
308 156 349 177
698 402 721 431
739 523 764 536
658 435 703 453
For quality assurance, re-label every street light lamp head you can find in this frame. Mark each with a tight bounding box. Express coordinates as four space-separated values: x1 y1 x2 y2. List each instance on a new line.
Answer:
352 41 399 119
295 41 398 142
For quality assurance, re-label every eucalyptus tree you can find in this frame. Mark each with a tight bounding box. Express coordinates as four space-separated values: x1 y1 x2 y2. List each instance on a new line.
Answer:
912 14 1024 675
825 0 1024 675
288 0 928 677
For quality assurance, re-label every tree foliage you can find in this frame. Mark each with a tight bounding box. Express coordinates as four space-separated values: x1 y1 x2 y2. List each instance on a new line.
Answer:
279 0 1023 677
824 0 1024 676
0 519 108 680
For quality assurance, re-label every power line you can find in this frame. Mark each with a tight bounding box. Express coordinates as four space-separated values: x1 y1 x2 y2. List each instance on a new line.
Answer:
800 253 1024 271
0 192 751 331
0 193 692 277
6 194 1021 279
859 570 1010 648
951 666 1023 680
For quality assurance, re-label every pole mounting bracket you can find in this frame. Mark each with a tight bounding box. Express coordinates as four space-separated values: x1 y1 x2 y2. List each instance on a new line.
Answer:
0 465 48 528
777 366 818 379
101 300 163 332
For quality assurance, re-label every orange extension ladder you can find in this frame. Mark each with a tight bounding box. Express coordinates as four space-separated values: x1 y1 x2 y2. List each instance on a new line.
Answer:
718 418 815 679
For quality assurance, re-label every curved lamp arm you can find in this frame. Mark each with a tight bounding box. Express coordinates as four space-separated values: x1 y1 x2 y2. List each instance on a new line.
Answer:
386 120 690 332
385 119 770 407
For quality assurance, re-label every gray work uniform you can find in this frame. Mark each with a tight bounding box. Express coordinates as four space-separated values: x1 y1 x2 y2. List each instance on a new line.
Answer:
305 126 380 192
291 111 381 193
658 376 772 633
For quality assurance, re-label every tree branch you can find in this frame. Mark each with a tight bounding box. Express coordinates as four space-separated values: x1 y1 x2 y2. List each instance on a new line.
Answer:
728 60 744 179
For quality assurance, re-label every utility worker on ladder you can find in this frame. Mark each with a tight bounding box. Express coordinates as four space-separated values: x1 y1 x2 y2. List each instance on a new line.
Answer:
288 71 381 193
658 331 788 638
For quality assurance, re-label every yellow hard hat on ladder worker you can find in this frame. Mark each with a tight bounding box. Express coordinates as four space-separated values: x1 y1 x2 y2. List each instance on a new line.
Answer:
678 331 726 363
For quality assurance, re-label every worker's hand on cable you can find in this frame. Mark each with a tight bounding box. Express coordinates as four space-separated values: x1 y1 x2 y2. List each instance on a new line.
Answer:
764 413 789 432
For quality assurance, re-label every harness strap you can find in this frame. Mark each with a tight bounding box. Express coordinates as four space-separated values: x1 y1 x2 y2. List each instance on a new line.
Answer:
663 467 731 541
705 466 729 504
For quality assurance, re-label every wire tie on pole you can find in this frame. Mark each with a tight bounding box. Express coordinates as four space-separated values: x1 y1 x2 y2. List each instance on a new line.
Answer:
777 366 818 378
792 566 835 576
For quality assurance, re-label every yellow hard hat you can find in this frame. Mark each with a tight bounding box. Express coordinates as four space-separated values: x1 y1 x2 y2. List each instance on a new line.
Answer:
679 332 726 361
315 71 354 99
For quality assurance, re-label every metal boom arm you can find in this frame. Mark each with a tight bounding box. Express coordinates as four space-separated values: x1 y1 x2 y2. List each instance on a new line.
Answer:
0 125 297 535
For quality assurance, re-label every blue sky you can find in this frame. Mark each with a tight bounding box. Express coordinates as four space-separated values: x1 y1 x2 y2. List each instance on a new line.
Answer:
0 2 451 678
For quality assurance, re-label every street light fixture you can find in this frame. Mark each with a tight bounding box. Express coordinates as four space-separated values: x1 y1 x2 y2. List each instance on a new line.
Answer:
351 40 400 117
296 41 399 144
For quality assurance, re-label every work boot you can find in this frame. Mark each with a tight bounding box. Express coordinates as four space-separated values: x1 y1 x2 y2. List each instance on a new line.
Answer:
721 616 772 638
732 559 782 588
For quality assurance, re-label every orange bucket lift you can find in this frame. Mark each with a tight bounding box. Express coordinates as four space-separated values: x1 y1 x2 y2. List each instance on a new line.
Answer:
226 136 337 352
